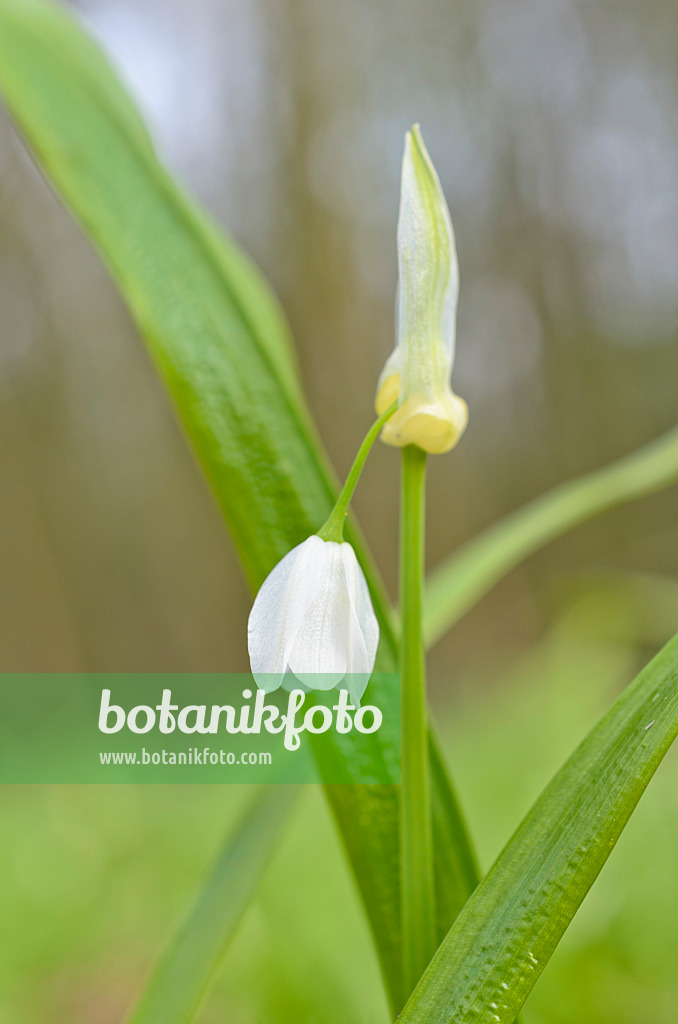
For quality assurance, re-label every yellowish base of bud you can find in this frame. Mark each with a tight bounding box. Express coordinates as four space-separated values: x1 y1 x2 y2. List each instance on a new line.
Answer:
375 373 400 415
378 392 468 454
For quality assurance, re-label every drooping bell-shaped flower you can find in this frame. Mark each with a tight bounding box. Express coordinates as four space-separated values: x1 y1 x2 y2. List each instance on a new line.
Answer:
376 125 468 454
247 535 379 705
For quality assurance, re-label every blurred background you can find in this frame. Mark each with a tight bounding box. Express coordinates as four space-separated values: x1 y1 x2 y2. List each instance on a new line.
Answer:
1 0 677 1021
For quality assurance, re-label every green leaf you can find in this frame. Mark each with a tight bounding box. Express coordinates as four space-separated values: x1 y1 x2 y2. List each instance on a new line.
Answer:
425 424 678 648
0 0 477 1011
126 788 295 1024
399 631 678 1024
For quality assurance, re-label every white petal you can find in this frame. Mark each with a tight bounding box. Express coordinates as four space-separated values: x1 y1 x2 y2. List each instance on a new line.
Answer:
287 541 351 688
341 543 379 704
247 536 326 691
341 543 379 671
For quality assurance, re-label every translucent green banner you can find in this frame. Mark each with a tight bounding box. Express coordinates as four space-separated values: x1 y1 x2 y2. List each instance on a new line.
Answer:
0 674 400 784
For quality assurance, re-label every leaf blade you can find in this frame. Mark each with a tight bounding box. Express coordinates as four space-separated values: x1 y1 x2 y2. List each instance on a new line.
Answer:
400 632 678 1024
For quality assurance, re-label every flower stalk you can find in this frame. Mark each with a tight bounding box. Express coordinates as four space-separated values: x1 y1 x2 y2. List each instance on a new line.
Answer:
383 125 464 991
318 401 397 543
400 443 436 991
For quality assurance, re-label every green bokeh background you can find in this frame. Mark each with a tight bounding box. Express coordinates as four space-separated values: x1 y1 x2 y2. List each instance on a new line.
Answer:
1 0 677 1020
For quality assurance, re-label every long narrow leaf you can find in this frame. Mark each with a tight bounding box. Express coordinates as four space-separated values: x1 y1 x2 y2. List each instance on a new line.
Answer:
126 788 296 1024
0 0 477 1010
425 424 678 647
400 631 678 1024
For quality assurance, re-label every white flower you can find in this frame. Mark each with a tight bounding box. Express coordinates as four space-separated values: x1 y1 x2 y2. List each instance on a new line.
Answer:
247 535 379 705
376 124 468 454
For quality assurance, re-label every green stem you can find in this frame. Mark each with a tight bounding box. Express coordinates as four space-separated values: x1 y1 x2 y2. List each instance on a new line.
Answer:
318 402 397 542
400 444 435 993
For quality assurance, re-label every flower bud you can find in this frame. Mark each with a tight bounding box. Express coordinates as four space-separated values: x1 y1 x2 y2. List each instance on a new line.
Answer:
376 125 468 454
